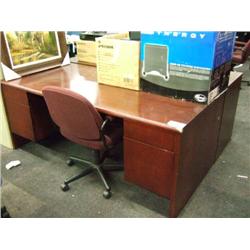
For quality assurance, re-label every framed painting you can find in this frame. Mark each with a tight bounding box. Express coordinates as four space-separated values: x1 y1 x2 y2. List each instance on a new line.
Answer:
4 32 62 69
1 31 68 80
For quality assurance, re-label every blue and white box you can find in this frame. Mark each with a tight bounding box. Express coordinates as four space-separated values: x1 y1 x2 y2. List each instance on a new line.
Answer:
140 32 236 104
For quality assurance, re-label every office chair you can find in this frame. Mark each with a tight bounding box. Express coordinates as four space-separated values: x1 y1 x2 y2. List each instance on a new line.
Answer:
232 40 250 86
42 86 123 199
236 32 250 43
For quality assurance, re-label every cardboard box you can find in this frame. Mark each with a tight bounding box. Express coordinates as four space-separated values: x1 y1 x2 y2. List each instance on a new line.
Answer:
140 32 236 104
96 33 140 91
77 40 97 65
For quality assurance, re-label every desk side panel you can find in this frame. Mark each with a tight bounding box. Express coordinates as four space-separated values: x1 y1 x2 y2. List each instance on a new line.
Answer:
216 75 241 158
169 95 224 217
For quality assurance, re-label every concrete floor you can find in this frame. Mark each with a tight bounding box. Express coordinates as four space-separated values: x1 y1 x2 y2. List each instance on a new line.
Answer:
1 61 250 218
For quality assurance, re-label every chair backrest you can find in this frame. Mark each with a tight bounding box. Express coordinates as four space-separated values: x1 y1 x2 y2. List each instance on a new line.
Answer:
42 86 103 141
243 40 250 60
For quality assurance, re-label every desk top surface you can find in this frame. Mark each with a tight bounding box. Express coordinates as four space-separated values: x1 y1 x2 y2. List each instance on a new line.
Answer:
1 63 242 132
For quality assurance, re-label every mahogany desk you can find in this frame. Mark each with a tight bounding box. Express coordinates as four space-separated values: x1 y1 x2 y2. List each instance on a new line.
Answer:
1 64 242 217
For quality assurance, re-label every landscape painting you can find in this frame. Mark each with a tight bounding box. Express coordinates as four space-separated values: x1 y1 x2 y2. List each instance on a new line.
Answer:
4 31 61 69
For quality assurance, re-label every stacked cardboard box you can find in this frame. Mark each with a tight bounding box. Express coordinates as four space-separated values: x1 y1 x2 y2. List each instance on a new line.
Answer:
140 32 236 104
77 40 97 66
76 32 107 66
96 33 140 91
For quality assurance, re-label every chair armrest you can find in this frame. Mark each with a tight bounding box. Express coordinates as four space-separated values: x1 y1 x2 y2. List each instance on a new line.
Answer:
235 41 246 47
104 115 116 122
100 118 112 149
234 46 244 50
101 118 111 132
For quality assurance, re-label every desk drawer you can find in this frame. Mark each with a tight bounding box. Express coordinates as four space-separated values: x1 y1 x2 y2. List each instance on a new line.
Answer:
2 84 29 106
5 101 35 140
124 120 174 151
124 137 174 198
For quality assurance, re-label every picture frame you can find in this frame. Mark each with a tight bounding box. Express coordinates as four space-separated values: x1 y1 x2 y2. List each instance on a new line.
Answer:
4 32 62 70
1 31 68 80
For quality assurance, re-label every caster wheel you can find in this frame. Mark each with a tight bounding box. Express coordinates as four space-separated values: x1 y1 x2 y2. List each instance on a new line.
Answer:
67 159 74 166
61 183 70 192
103 190 111 199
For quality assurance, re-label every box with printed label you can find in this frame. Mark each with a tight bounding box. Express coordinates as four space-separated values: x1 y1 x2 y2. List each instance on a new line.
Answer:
96 33 140 91
77 40 97 66
140 32 236 104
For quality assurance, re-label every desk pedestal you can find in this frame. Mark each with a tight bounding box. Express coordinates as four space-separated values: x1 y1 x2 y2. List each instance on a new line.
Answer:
123 77 241 217
1 85 57 148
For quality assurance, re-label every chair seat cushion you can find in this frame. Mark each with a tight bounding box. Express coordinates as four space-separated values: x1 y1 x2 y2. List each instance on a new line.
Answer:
61 125 123 150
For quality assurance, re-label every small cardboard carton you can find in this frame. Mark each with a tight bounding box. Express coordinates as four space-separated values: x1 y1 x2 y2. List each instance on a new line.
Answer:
77 40 97 66
96 33 140 91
